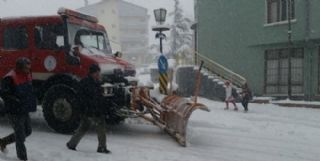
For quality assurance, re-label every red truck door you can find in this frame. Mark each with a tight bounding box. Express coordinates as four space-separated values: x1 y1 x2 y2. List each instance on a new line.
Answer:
31 24 66 80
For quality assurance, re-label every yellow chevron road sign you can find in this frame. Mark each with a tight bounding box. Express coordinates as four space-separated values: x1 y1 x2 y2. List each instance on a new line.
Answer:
159 73 168 94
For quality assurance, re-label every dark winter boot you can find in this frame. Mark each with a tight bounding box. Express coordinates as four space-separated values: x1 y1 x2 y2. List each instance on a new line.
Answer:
66 142 76 151
0 138 7 153
97 147 111 154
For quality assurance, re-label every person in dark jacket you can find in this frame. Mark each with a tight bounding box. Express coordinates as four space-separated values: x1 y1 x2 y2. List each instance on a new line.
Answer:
0 57 37 161
0 96 5 116
66 64 110 154
240 82 252 112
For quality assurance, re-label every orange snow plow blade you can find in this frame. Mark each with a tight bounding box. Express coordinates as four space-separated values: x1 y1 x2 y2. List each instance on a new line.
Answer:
130 87 209 147
161 95 209 146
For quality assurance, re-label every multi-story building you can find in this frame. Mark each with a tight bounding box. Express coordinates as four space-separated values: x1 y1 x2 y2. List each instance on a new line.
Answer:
195 0 320 100
78 0 122 52
117 1 149 65
78 0 149 66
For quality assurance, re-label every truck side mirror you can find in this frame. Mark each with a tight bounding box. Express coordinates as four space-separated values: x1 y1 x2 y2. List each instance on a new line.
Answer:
72 46 81 57
114 51 122 58
66 46 81 65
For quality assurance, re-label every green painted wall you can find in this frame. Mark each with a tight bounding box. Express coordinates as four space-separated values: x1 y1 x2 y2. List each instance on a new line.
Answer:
197 0 320 97
310 0 320 39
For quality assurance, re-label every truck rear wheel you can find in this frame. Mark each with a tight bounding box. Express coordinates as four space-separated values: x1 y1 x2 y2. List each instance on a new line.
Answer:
42 84 81 134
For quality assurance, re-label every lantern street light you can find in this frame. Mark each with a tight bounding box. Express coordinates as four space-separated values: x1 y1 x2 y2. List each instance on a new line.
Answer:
152 8 170 54
152 8 170 94
154 8 167 25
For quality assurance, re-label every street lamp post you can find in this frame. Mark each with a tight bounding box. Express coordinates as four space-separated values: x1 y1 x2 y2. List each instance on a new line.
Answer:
153 8 170 54
152 8 170 94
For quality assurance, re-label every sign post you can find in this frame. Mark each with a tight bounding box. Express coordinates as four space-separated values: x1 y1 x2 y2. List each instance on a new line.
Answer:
158 54 168 94
153 8 170 94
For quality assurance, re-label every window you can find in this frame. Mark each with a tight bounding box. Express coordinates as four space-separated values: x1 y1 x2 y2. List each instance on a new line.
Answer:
3 26 28 50
140 18 146 22
266 0 295 23
68 24 112 55
35 24 64 49
264 48 303 94
80 34 106 50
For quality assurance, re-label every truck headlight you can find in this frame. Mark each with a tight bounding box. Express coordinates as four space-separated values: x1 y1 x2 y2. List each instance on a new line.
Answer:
101 83 114 97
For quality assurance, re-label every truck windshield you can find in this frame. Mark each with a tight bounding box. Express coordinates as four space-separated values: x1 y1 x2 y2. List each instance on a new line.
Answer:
68 23 112 55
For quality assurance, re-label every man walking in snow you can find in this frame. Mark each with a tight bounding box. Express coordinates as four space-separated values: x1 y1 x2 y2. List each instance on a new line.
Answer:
240 82 252 112
0 57 37 161
66 64 111 154
224 81 238 111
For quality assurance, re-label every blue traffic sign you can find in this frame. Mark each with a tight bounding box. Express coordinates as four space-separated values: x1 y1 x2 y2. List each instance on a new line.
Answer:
158 55 168 73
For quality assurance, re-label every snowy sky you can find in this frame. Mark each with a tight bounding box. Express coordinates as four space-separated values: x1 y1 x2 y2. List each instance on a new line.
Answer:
0 0 194 49
0 0 194 18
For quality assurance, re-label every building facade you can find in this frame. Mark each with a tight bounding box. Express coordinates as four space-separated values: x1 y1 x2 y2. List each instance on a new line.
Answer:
117 1 149 65
196 0 320 100
78 0 122 52
78 0 149 66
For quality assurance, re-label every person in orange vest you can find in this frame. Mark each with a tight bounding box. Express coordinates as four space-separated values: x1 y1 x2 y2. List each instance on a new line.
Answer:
0 57 37 161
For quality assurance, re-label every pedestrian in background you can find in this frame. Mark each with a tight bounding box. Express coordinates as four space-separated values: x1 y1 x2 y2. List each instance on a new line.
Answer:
224 81 238 111
66 64 111 154
241 82 252 112
0 57 37 161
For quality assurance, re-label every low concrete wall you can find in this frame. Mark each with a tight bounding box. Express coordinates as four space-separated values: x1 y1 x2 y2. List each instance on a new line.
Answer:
176 66 196 97
175 66 239 101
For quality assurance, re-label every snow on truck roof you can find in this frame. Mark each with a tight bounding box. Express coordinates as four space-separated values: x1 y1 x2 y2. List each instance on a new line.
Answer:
0 8 98 24
0 16 62 25
58 7 98 23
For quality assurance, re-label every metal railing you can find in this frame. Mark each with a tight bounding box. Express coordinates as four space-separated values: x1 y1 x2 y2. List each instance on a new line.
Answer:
195 52 247 87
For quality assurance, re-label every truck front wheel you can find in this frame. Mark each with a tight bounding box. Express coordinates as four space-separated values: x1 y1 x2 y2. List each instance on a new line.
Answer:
42 84 81 134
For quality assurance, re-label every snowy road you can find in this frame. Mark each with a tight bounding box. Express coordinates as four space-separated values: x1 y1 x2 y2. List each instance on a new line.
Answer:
1 98 320 161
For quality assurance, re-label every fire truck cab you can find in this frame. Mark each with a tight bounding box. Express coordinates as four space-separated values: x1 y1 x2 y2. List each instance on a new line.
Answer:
0 8 135 133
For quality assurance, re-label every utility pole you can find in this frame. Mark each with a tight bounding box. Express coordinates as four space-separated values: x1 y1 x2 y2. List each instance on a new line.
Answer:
287 0 292 99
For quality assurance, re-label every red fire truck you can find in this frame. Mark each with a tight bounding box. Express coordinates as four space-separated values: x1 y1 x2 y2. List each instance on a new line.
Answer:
0 8 135 133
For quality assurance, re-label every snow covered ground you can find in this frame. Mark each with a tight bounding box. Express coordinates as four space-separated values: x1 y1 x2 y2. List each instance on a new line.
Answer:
1 98 320 161
1 73 320 161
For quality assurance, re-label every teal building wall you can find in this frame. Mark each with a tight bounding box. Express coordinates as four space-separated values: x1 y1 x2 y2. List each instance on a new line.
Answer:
197 0 320 99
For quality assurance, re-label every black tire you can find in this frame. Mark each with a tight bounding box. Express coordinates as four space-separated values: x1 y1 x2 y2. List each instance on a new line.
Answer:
42 84 81 134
